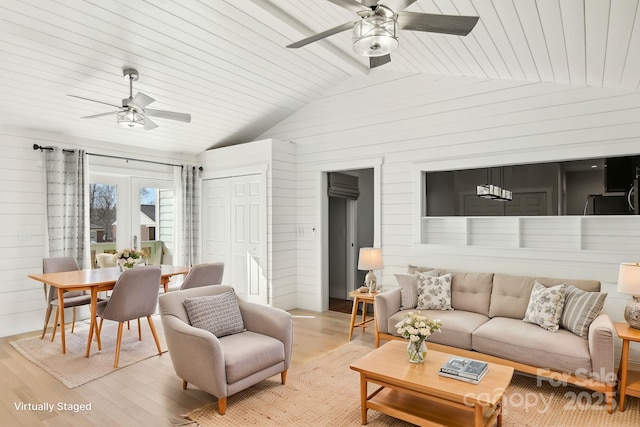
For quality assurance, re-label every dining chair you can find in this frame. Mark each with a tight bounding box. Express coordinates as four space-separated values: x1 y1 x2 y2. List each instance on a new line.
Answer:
96 266 163 367
41 257 93 340
95 253 117 268
179 262 225 290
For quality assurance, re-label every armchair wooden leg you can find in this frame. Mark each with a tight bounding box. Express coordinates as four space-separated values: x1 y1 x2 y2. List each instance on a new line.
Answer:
138 318 142 341
147 316 163 355
114 322 124 368
182 379 188 390
281 370 287 385
41 305 53 339
218 397 227 415
51 308 60 342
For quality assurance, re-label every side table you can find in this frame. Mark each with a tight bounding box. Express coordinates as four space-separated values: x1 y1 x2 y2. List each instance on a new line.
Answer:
348 290 377 341
614 321 640 412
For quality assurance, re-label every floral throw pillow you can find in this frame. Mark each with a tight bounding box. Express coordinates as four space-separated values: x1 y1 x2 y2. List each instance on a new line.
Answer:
416 273 453 310
523 282 567 332
396 270 440 309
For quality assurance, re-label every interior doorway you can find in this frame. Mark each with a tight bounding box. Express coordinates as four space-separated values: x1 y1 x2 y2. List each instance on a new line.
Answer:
327 168 374 313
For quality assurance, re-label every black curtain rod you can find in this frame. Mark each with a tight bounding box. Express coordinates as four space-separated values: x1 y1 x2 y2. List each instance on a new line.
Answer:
33 144 203 170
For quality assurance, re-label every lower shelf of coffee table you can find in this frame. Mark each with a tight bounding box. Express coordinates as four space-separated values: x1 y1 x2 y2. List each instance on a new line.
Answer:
367 388 499 427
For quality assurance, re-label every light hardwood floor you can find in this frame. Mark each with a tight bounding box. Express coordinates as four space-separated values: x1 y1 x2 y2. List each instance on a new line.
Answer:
0 309 376 427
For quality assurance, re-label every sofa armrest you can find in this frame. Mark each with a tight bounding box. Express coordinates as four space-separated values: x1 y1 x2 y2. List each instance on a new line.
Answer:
588 312 615 385
160 315 228 397
239 300 293 369
374 288 402 334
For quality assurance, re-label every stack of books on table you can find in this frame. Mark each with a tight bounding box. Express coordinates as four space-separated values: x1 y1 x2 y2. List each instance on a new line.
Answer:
439 357 489 384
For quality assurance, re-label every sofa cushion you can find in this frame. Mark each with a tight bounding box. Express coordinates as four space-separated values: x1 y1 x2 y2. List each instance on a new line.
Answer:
489 274 536 319
219 331 285 384
417 273 453 310
451 272 494 316
387 309 489 350
560 285 607 339
473 317 592 375
523 282 567 332
184 291 245 337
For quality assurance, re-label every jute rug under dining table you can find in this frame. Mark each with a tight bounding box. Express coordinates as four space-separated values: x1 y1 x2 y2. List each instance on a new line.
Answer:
184 342 640 427
10 316 166 388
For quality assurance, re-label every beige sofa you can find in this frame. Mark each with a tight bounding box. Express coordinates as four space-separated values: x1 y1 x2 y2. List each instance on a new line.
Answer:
374 268 616 413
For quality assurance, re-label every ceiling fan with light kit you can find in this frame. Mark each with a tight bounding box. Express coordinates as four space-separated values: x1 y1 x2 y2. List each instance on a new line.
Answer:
68 68 191 130
287 0 479 68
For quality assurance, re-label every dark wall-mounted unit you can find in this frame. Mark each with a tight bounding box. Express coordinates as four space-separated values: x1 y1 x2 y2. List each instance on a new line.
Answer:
605 156 637 193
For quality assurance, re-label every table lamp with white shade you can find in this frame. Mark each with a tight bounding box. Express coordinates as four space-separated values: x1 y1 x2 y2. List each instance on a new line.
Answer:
358 247 383 293
617 262 640 329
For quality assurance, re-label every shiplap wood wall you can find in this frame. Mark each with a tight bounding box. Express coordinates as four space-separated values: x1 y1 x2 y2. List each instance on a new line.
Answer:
260 71 640 362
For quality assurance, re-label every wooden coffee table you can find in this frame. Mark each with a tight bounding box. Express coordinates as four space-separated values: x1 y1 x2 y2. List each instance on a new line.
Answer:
350 341 514 427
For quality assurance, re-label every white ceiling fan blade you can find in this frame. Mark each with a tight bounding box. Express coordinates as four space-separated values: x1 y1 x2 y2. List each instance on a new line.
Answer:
287 21 355 48
81 111 119 119
68 95 121 109
128 92 155 110
144 108 192 123
142 115 158 130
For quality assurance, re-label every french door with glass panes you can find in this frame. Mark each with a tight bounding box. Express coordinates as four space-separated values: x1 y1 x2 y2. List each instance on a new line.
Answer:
90 175 175 267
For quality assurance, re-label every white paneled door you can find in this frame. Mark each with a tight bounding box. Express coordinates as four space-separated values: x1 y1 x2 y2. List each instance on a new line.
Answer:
202 174 267 304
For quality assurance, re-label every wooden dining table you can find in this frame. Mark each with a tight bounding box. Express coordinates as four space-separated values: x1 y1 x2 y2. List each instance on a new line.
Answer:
28 264 189 356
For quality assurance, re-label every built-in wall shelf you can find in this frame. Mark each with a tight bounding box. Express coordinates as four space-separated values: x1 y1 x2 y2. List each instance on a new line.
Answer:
421 216 640 253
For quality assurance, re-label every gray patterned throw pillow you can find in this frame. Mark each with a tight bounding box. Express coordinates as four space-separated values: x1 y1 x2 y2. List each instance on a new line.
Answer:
416 273 453 310
523 282 566 332
184 291 245 337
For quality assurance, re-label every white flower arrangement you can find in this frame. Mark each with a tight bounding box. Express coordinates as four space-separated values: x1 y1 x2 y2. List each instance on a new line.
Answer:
395 312 442 343
113 249 146 269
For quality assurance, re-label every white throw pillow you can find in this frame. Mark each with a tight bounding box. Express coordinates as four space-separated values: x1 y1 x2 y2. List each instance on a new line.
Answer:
416 273 453 310
523 282 566 332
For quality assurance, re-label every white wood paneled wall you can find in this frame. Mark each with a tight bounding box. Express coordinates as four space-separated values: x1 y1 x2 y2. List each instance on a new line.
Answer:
0 132 48 337
261 71 640 363
268 141 297 309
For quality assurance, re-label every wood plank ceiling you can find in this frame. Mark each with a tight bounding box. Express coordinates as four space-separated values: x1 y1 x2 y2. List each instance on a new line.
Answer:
1 0 639 156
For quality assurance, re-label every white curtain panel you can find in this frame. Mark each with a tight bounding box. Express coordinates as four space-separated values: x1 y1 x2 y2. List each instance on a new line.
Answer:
175 165 201 267
45 148 87 268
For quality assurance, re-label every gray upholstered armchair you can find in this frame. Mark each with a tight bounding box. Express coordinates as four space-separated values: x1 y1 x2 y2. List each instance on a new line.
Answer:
158 285 293 415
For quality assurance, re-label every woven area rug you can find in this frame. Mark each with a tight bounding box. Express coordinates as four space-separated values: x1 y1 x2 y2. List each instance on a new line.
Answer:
10 316 166 388
185 342 640 427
